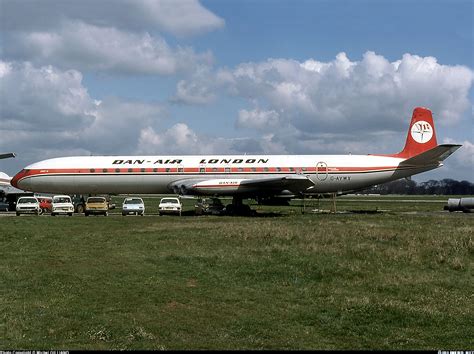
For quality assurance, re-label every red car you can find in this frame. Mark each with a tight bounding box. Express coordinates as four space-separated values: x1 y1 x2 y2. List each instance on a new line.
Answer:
38 197 52 214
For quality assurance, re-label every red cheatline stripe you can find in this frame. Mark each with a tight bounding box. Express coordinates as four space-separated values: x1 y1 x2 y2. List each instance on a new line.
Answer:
194 184 241 188
13 165 417 186
17 165 402 176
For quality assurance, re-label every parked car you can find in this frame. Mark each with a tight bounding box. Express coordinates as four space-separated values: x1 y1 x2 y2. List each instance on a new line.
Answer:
85 196 108 216
51 195 74 216
16 196 41 216
0 197 9 212
122 197 145 216
72 194 115 213
158 197 182 216
38 196 52 214
194 197 225 215
71 194 86 213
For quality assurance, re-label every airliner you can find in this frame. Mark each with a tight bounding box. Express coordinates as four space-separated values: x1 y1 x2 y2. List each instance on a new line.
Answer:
11 107 461 209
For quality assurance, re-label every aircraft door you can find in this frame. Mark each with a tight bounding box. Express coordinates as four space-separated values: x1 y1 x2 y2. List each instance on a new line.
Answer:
316 161 328 181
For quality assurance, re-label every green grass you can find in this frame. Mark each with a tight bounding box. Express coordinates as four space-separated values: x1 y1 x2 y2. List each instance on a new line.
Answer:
1 195 473 350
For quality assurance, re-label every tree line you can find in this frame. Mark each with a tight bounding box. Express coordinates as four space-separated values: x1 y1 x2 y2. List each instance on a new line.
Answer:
361 179 474 195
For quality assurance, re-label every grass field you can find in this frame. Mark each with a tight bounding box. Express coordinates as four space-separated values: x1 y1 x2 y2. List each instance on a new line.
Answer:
1 195 473 350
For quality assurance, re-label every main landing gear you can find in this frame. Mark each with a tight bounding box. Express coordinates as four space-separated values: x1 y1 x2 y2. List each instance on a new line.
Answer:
224 197 256 216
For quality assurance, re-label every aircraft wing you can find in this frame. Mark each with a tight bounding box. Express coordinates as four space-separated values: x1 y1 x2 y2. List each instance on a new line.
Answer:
169 174 315 196
239 175 315 193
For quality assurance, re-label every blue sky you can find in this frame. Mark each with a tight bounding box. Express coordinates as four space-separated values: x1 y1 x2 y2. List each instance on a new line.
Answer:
199 0 472 66
1 0 473 181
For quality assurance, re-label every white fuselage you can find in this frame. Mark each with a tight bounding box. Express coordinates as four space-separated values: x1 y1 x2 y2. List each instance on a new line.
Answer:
12 154 437 196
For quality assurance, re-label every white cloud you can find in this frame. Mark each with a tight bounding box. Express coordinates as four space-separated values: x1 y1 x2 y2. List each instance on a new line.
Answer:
0 61 96 131
0 61 165 173
139 124 197 153
138 0 225 37
214 51 474 133
1 0 224 37
136 124 284 155
172 80 216 104
81 97 165 154
236 109 281 131
443 138 474 167
0 62 12 77
6 21 214 75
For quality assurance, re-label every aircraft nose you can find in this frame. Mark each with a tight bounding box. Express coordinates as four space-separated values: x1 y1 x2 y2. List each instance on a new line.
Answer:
10 169 28 189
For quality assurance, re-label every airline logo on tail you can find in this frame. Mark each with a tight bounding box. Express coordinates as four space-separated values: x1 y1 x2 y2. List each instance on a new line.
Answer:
387 107 439 158
410 121 433 144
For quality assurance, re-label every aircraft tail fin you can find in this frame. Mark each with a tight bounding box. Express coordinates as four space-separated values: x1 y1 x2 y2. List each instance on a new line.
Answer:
0 152 15 160
392 107 438 158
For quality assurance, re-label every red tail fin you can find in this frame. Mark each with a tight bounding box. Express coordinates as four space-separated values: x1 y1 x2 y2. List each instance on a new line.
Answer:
392 107 438 158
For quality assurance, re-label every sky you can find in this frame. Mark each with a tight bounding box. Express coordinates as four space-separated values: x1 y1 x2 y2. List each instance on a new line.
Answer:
0 0 473 182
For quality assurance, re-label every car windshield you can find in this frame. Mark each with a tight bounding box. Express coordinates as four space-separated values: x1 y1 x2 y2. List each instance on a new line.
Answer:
161 199 178 204
19 198 37 203
53 197 71 203
124 198 143 204
88 197 105 203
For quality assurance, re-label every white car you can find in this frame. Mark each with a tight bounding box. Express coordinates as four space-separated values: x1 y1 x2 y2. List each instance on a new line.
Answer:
51 195 74 216
122 197 145 216
16 196 41 216
158 197 182 216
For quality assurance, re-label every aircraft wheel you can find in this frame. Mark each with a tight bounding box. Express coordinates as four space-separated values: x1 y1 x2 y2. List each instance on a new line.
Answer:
225 204 234 215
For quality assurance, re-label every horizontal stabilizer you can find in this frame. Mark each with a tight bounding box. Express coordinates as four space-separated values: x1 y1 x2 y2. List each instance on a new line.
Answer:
400 144 462 166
